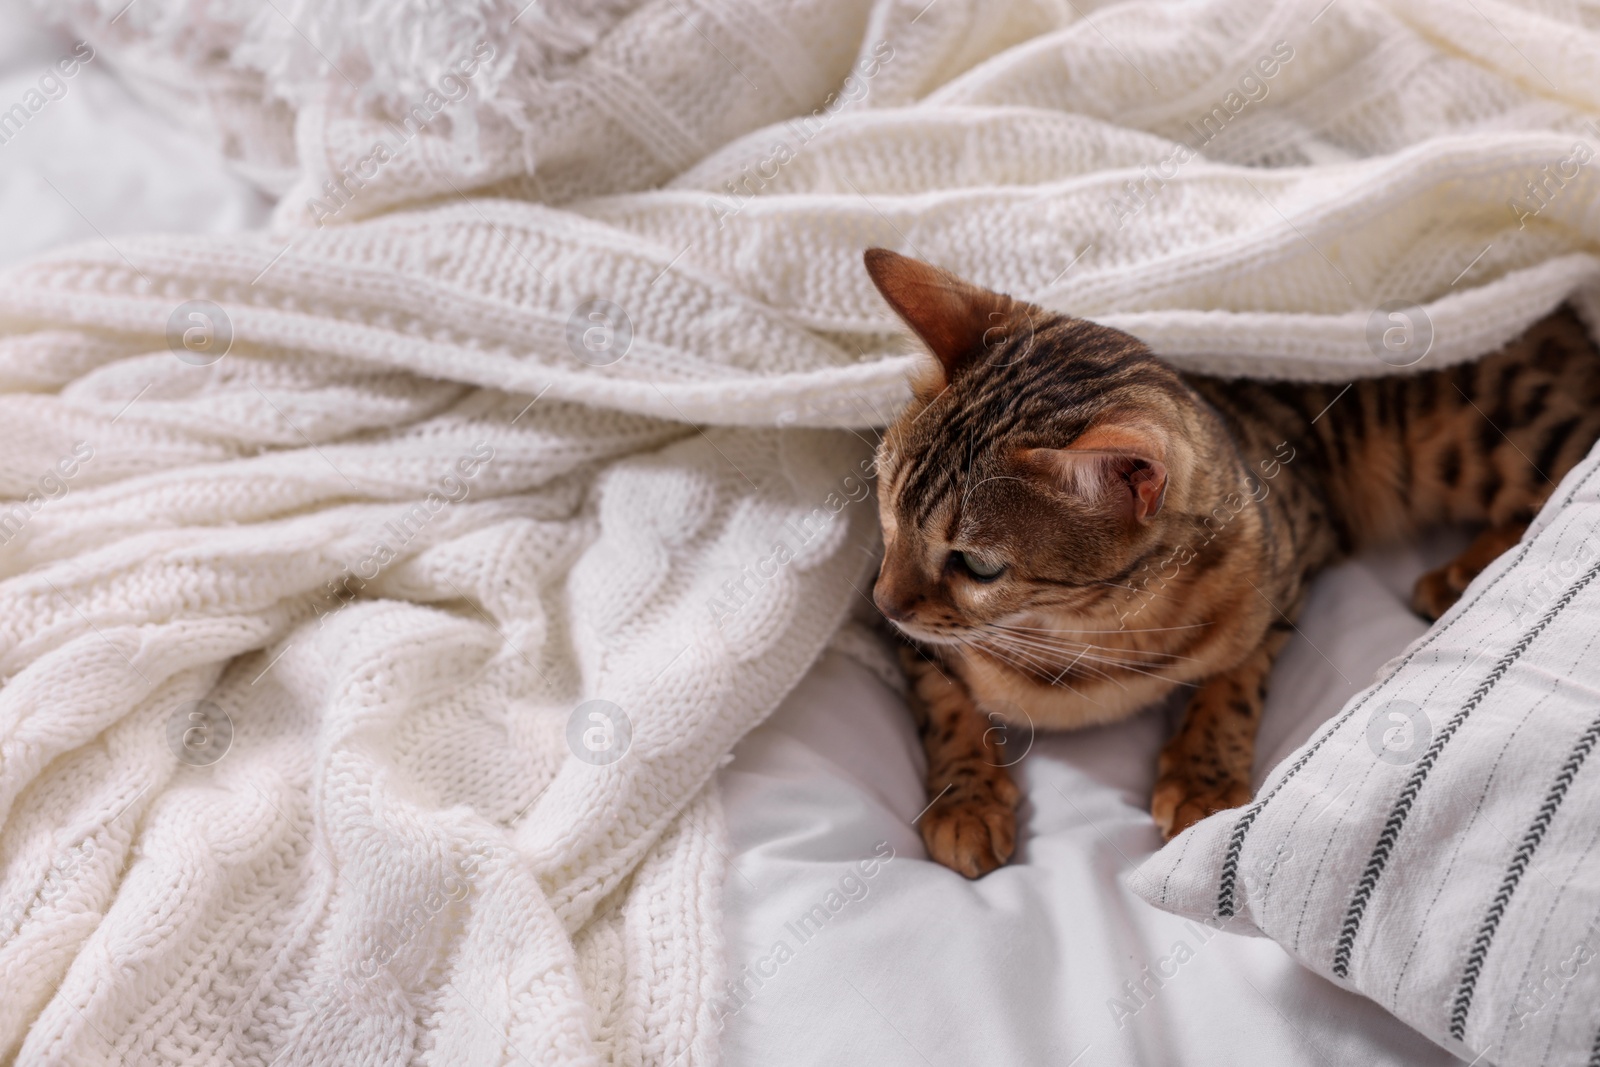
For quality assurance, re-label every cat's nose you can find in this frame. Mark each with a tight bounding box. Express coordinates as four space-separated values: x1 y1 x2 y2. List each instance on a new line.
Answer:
873 583 922 622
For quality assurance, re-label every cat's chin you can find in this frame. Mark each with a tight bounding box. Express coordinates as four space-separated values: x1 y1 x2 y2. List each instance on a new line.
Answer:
886 621 968 648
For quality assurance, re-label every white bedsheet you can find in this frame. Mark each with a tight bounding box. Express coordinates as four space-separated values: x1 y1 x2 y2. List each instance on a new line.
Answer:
0 0 268 269
718 537 1476 1066
1 7 1477 1063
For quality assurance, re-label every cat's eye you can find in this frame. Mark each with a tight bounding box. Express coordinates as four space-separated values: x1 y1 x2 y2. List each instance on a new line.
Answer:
955 551 1006 581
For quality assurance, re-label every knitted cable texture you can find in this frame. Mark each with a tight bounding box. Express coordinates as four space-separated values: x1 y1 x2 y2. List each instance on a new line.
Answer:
5 0 1600 1063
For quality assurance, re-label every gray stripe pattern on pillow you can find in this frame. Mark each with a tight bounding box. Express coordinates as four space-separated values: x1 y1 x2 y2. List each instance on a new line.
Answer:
1449 705 1600 1038
1334 558 1600 980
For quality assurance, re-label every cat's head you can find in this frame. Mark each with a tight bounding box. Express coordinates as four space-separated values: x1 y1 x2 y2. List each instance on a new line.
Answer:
865 249 1209 645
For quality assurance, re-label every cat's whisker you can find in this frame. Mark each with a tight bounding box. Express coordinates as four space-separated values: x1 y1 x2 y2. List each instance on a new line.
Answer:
994 646 1110 707
982 625 1198 664
972 633 1112 678
988 639 1179 671
972 646 1164 681
843 424 884 453
978 631 1199 688
995 621 1213 635
968 638 1053 677
986 624 1180 652
974 635 1130 689
995 644 1124 686
978 627 1121 659
997 643 1195 671
1090 580 1179 602
972 638 1123 694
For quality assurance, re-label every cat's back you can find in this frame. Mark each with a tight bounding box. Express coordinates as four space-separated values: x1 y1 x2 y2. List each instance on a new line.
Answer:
1177 306 1600 552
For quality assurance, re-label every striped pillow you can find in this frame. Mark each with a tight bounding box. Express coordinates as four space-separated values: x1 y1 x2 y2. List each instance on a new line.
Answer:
1136 442 1600 1067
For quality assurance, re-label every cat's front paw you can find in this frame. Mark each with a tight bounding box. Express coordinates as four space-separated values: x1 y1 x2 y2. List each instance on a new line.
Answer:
1150 773 1251 841
1411 563 1468 621
919 774 1019 878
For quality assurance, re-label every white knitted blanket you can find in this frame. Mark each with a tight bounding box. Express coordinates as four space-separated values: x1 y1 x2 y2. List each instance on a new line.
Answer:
5 0 1600 1063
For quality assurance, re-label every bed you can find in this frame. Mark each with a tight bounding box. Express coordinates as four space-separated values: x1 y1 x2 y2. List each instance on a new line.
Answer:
3 0 1588 1063
0 4 1467 1064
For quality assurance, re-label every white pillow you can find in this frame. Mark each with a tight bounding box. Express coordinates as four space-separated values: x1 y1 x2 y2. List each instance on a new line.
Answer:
1135 441 1600 1067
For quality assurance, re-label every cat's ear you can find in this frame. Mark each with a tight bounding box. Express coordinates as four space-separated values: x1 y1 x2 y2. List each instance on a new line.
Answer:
1017 422 1168 524
863 248 1014 390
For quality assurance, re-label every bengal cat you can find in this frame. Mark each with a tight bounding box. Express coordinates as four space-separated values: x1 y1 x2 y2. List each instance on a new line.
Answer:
864 248 1600 878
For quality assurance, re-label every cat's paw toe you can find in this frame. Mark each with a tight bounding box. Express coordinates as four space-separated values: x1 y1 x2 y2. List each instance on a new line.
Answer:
919 783 1017 878
1411 564 1467 621
1150 775 1251 841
